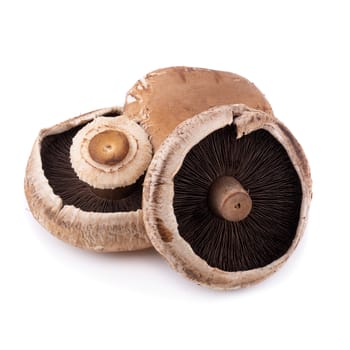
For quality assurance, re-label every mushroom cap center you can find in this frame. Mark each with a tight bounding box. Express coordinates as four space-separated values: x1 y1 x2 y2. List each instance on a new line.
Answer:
88 130 129 165
209 176 252 222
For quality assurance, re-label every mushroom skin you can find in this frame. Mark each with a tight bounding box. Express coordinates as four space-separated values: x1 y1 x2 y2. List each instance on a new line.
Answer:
124 66 273 150
25 107 151 252
143 104 312 289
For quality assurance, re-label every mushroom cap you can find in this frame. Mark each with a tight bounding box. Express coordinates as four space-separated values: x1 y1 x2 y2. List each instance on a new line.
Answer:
143 104 312 289
70 115 152 189
25 107 151 252
124 66 273 150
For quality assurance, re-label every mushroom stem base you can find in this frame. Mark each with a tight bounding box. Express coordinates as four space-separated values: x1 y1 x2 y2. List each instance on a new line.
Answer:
209 176 252 222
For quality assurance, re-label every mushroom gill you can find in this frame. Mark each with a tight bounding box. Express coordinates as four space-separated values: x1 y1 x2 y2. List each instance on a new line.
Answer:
173 124 302 272
41 124 143 213
25 107 152 252
143 104 312 289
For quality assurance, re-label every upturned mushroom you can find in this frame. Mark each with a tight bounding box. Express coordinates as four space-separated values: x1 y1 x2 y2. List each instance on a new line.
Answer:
143 104 312 289
124 66 273 150
25 107 153 252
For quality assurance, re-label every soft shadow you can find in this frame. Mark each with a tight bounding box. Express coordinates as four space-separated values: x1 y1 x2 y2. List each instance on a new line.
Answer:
24 205 306 299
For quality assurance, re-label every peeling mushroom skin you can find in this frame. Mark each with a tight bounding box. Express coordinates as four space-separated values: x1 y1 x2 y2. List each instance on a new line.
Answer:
143 104 312 289
124 66 273 150
24 107 152 252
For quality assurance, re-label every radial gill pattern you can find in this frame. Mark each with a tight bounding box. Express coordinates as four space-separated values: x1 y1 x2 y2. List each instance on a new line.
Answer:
173 125 302 272
41 124 142 213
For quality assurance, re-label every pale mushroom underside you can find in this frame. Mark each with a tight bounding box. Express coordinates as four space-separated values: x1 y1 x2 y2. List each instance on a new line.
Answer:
25 107 151 252
143 104 312 289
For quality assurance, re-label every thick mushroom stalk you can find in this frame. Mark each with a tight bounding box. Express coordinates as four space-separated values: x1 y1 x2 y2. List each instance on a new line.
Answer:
89 130 130 166
70 116 152 189
209 176 252 222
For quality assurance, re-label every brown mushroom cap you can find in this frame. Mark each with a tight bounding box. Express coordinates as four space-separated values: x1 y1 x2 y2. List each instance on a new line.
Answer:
25 107 152 252
143 104 312 289
124 66 273 150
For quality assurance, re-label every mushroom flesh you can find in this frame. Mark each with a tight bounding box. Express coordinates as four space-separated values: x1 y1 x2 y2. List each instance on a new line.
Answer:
143 104 312 289
25 107 152 252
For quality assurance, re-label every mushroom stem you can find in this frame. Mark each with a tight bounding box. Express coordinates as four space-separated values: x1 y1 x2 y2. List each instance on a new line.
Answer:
88 130 129 165
209 176 252 222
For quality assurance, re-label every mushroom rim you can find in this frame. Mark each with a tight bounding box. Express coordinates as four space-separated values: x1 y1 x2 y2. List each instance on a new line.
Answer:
143 104 312 290
24 106 151 252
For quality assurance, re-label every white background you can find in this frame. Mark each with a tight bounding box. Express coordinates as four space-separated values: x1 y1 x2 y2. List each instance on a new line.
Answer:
1 1 349 349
